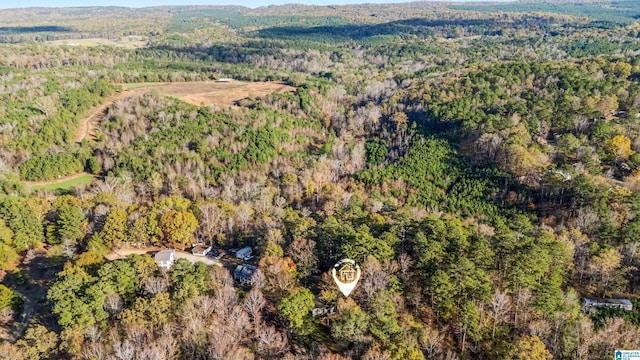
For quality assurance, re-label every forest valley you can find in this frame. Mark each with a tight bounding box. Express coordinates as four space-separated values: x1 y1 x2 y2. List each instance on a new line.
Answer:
1 0 640 359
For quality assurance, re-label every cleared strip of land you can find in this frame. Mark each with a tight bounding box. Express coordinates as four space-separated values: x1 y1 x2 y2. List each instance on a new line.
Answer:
26 173 94 192
46 37 147 49
74 81 295 143
123 80 295 106
27 81 293 191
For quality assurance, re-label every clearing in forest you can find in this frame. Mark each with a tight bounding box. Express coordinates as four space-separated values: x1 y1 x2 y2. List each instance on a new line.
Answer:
123 80 296 106
105 246 222 267
74 81 295 143
27 173 94 192
46 36 147 49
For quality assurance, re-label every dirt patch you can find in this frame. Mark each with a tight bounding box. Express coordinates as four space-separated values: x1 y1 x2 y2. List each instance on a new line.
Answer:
105 246 161 261
47 36 147 49
143 80 295 107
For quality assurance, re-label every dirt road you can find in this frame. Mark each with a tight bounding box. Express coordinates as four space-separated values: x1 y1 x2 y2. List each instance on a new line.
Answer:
73 89 144 143
106 247 222 267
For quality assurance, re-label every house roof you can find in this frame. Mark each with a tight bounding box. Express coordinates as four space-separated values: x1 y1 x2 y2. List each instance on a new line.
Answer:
611 299 633 306
236 247 252 255
583 298 632 306
193 245 211 253
155 249 175 262
234 264 257 279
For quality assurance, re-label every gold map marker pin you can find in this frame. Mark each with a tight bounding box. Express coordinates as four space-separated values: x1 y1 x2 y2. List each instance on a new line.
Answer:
332 259 361 297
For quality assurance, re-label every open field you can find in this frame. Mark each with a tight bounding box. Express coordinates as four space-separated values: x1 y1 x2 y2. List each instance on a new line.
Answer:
123 82 167 90
27 173 94 192
124 80 296 106
46 36 147 49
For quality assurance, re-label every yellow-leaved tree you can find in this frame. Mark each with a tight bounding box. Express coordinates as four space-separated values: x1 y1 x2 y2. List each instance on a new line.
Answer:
605 134 634 161
159 210 198 249
512 335 552 360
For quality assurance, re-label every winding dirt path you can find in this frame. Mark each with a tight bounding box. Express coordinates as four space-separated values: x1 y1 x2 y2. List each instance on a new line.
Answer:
73 90 142 143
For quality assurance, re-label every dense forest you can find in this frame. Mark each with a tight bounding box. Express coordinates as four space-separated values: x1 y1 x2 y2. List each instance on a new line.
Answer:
1 0 640 359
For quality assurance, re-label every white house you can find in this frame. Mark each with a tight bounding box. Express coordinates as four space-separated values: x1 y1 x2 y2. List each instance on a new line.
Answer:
236 246 252 260
155 249 175 269
582 298 633 311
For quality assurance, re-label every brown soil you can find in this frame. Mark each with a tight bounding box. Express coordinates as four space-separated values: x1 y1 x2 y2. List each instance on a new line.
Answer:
105 246 161 261
152 80 295 106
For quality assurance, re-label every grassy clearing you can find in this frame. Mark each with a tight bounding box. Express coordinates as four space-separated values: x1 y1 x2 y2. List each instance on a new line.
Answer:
123 82 167 90
46 36 147 49
29 173 94 192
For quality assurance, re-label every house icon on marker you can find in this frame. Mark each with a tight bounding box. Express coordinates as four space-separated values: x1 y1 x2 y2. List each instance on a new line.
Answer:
616 350 622 360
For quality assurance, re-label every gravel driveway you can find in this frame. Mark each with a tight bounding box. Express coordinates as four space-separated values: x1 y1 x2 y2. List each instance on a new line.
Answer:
107 248 222 267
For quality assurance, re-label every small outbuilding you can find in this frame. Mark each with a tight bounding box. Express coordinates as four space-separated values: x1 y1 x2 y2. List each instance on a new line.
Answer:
155 249 175 269
192 245 212 256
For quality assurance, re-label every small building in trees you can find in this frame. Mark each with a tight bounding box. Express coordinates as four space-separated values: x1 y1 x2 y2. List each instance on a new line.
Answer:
155 249 175 269
192 244 212 256
582 298 633 311
233 264 257 286
236 246 253 260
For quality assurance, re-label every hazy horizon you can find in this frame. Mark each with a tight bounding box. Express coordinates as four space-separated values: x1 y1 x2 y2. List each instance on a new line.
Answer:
0 0 507 10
